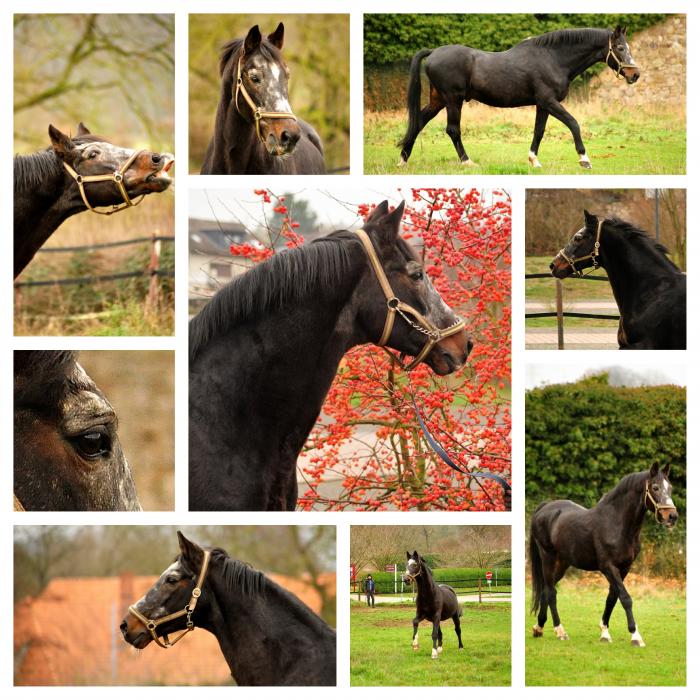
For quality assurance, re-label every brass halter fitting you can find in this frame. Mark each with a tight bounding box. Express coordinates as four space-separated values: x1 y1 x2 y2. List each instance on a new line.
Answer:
128 550 211 649
606 36 637 80
354 229 466 371
234 54 297 145
558 219 603 277
63 149 146 216
644 480 676 526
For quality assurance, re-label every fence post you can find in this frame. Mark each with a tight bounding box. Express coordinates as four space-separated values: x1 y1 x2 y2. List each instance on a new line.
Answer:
147 230 162 311
478 578 482 605
555 278 564 349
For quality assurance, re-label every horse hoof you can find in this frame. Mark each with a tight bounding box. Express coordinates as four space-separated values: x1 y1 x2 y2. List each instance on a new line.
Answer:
397 157 407 168
431 649 438 659
528 152 542 168
558 634 569 641
579 155 592 169
631 639 646 648
437 646 443 654
461 159 478 167
532 625 543 638
600 636 612 643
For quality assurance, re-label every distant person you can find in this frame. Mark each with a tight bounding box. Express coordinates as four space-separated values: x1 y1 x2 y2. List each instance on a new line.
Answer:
364 574 376 607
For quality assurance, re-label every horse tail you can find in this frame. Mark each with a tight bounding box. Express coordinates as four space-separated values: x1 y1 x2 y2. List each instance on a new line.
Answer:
529 520 544 616
398 49 433 150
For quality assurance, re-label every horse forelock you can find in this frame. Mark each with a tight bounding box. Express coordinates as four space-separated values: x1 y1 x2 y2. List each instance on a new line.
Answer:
530 27 610 49
219 37 282 78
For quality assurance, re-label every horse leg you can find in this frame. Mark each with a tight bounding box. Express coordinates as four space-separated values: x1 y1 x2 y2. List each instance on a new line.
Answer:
528 106 549 167
543 100 591 169
437 626 443 654
452 613 464 650
444 100 475 166
412 616 420 650
599 584 619 643
604 567 644 647
399 87 444 166
549 559 569 640
431 617 441 659
533 589 548 637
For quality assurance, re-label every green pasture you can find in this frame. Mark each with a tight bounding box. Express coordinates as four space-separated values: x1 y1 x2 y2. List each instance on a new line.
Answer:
364 110 685 175
350 602 511 686
525 584 685 686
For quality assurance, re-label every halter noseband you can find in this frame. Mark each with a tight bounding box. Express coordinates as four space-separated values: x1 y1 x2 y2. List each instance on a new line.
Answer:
606 35 637 80
128 550 211 649
235 54 297 145
62 149 146 216
355 229 466 371
645 480 676 525
558 219 603 277
404 561 423 584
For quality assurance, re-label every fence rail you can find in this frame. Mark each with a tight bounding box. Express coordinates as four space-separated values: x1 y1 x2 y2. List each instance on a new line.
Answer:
38 235 174 253
351 577 512 598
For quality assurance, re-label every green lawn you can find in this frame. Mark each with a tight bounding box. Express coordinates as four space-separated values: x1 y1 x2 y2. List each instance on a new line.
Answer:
525 584 686 686
365 110 685 175
350 602 511 686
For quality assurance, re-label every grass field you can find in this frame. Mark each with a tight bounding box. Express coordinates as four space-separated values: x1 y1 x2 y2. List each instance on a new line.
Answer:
364 105 685 175
350 602 511 686
525 582 686 686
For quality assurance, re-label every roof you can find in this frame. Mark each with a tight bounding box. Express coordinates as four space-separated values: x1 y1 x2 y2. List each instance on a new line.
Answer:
189 218 248 256
15 571 335 686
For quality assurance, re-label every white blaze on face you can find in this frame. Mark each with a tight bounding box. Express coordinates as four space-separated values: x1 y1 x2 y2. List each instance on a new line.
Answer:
133 560 180 617
406 558 417 576
659 478 675 507
253 56 293 113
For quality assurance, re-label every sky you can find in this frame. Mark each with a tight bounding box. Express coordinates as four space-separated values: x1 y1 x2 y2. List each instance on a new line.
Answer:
525 363 686 389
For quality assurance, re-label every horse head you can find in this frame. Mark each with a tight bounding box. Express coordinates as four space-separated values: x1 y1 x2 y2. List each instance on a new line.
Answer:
121 532 210 649
606 26 640 84
49 123 174 211
354 201 472 375
230 23 300 156
550 210 603 278
645 462 678 528
14 351 141 511
402 550 423 584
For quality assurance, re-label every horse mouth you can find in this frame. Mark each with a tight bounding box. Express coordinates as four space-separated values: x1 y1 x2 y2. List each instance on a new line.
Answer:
550 258 572 279
145 156 175 187
128 630 151 649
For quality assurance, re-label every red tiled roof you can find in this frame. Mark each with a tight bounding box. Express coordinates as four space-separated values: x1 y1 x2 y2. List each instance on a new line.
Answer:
15 572 335 686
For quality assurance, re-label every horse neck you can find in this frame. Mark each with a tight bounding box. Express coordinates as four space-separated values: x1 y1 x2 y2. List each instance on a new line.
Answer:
560 35 608 80
416 569 437 603
594 475 647 536
599 226 673 314
201 570 333 685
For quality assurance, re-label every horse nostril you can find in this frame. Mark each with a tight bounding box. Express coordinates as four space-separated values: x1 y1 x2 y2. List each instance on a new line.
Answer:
280 130 291 147
466 338 474 356
549 262 555 270
120 620 128 634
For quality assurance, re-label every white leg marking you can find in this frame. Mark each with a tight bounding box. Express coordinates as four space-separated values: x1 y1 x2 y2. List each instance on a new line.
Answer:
532 624 544 637
528 150 542 168
437 646 443 654
412 634 418 650
554 624 569 641
397 156 408 167
631 628 646 647
431 647 438 659
599 621 612 643
579 153 592 169
461 158 478 167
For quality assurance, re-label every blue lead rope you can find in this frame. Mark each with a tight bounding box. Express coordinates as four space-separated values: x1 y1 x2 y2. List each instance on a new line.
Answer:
412 399 512 510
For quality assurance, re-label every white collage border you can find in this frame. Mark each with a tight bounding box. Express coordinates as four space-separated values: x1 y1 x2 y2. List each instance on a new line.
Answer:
2 0 695 697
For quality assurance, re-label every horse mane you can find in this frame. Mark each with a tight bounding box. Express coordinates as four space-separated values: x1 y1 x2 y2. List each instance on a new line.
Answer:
189 232 358 361
530 27 609 49
14 350 84 409
597 470 647 506
604 218 681 272
14 133 113 192
208 548 265 596
219 37 282 77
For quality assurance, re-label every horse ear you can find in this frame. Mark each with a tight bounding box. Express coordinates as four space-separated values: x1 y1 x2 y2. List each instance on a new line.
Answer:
177 530 204 571
413 550 418 558
662 463 671 477
244 25 262 54
374 201 406 249
621 26 628 35
583 209 598 228
268 22 284 50
406 551 411 559
613 25 622 37
365 200 389 224
48 124 75 162
76 122 91 136
649 461 660 477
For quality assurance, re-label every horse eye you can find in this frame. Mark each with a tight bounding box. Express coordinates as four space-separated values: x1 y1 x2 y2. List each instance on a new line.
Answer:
249 74 261 84
410 269 424 281
166 575 179 584
652 484 660 491
574 234 583 241
74 431 110 458
88 151 99 159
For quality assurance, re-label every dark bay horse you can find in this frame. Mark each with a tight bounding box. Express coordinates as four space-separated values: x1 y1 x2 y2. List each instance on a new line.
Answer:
551 210 686 349
189 200 471 511
14 123 174 278
201 23 325 174
530 463 678 646
14 351 140 511
403 551 463 658
121 531 336 686
399 26 639 169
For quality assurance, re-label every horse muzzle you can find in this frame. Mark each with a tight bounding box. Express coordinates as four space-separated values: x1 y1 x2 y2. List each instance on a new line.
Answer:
428 330 473 376
120 616 152 649
126 152 175 194
549 255 572 279
263 119 301 156
660 508 679 528
622 67 641 84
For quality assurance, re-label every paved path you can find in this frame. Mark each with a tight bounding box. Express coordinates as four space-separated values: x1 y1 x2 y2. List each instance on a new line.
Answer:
525 301 618 312
526 328 618 349
355 593 511 605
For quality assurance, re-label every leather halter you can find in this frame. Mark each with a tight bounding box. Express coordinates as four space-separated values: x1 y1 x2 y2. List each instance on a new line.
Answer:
645 480 676 525
404 561 423 584
558 219 603 277
63 148 146 216
355 229 466 371
606 35 637 80
13 494 25 511
234 54 297 145
128 550 211 649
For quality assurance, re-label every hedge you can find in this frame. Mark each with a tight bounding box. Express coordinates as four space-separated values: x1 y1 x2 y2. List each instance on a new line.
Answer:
360 567 512 594
364 13 669 65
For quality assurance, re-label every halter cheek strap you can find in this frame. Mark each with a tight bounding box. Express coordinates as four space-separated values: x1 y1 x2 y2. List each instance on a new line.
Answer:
234 54 297 145
128 550 211 649
404 563 423 584
606 36 637 80
558 219 603 277
354 229 465 371
62 149 146 216
644 480 676 525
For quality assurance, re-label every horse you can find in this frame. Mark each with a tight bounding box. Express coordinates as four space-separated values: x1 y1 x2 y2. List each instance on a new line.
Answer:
14 122 174 278
121 531 337 686
530 463 678 647
201 23 325 175
550 210 686 349
189 200 472 511
14 350 140 511
398 26 640 170
403 550 464 659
